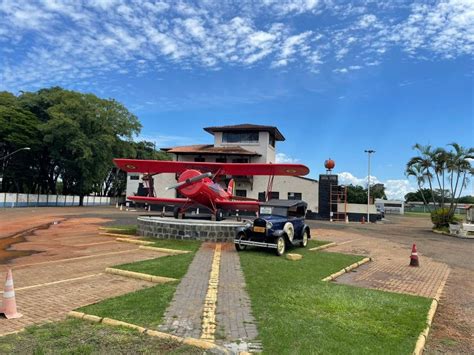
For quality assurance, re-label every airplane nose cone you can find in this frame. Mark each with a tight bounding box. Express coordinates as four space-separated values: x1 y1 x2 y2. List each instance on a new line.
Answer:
179 169 205 196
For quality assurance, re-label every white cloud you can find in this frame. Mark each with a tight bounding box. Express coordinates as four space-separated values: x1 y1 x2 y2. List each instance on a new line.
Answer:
276 153 300 163
338 171 416 200
0 0 472 91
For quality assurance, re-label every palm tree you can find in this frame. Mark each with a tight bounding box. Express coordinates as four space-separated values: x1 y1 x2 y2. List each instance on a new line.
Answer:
407 144 438 206
405 162 431 210
446 143 474 216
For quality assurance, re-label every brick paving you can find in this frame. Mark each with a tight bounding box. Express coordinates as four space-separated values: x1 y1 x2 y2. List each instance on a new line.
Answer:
0 217 167 336
313 227 450 298
159 243 260 352
158 243 214 339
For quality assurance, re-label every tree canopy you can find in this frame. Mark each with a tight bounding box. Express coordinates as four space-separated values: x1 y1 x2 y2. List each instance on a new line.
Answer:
0 87 169 203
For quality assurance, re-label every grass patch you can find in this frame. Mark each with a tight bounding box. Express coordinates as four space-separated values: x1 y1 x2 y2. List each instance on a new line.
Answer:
78 239 201 328
116 253 195 279
141 238 202 251
103 224 137 235
0 318 200 354
239 246 431 354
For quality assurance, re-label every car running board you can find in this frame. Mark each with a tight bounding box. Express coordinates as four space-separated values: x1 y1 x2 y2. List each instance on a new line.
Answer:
234 240 278 249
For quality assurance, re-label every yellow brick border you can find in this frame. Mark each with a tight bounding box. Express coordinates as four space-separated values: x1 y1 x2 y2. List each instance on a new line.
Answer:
412 271 450 355
321 257 372 282
200 243 222 342
67 311 229 353
99 232 134 238
115 238 154 246
105 267 177 283
309 242 337 251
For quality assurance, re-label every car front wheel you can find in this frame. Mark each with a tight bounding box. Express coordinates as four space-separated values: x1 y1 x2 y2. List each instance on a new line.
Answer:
275 236 286 256
300 229 309 248
235 233 247 252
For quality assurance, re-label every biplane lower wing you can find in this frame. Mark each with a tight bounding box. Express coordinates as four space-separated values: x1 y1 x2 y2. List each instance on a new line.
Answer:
215 200 259 212
127 196 191 205
114 159 309 176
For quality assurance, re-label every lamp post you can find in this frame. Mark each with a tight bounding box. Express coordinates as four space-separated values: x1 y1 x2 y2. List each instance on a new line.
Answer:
364 149 375 223
0 147 31 161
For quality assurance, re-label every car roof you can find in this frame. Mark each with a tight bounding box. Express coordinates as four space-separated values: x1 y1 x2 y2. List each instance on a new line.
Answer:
261 199 307 208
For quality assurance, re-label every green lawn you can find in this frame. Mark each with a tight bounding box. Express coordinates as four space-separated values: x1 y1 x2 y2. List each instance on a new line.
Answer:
239 246 432 354
0 319 200 354
102 224 137 235
78 239 200 327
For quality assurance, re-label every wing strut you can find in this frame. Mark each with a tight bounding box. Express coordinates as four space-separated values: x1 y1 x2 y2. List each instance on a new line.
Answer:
265 175 275 201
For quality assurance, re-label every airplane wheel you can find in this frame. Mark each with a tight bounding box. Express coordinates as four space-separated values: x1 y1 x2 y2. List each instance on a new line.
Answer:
173 207 180 219
215 209 224 221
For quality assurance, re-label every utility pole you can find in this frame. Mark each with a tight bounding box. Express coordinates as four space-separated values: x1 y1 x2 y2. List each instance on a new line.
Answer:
364 149 375 222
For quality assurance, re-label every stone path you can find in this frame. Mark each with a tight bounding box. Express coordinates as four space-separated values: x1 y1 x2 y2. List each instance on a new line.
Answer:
313 227 451 298
0 218 166 336
159 242 260 353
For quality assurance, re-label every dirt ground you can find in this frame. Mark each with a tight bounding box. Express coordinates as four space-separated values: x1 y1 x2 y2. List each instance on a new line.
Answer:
307 215 473 354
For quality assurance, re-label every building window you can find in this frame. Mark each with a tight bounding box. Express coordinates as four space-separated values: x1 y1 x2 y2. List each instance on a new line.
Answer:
258 191 279 201
194 157 205 162
222 131 259 143
130 175 139 180
235 189 247 197
232 158 249 163
269 135 275 147
269 191 279 200
215 157 227 163
288 192 302 200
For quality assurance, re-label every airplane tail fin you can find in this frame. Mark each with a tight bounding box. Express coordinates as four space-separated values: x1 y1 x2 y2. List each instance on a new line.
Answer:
227 179 235 195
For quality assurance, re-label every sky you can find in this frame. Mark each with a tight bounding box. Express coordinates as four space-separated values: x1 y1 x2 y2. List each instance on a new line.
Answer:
0 0 473 199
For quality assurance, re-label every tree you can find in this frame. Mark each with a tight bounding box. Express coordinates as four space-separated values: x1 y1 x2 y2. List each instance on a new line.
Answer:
406 143 473 226
0 87 144 204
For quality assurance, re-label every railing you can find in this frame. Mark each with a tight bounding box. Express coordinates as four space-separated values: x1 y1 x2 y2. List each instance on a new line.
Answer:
0 193 118 208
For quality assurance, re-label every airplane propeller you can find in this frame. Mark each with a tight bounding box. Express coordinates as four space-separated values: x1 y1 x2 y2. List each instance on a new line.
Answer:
165 172 213 190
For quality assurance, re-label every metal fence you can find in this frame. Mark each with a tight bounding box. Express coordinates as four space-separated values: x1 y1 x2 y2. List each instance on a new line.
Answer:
0 193 118 208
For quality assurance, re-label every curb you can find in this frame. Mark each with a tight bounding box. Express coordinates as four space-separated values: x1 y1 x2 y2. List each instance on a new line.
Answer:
67 311 229 353
139 245 191 255
105 267 178 283
309 242 337 251
99 232 134 238
321 257 372 282
115 238 154 246
412 270 450 355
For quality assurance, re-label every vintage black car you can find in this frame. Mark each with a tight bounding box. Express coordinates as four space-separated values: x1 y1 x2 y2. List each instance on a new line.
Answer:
234 199 311 256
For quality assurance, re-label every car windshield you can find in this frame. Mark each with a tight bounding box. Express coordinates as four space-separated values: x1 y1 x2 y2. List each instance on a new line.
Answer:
259 206 287 217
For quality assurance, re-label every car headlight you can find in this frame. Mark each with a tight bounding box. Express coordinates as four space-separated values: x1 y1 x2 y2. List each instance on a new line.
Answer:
245 222 252 229
266 221 273 229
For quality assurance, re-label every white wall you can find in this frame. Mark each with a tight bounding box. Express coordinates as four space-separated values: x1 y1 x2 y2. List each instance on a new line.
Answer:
337 203 377 214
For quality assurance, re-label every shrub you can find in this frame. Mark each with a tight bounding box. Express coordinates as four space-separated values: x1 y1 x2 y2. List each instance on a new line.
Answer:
430 208 457 228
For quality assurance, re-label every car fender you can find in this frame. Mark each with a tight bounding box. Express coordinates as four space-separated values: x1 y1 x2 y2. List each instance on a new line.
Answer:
272 229 285 238
302 225 311 239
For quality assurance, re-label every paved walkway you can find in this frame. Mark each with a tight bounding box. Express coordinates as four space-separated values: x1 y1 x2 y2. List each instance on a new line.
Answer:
159 242 260 353
313 227 450 298
0 218 165 336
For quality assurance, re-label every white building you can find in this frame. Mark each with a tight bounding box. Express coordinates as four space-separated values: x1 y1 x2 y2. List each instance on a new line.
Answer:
126 124 319 212
375 199 405 215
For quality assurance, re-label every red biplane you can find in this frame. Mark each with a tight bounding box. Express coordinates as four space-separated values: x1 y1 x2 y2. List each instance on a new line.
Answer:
114 159 310 220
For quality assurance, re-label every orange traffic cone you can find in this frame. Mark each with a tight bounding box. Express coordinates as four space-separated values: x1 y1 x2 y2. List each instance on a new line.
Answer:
0 269 22 319
409 244 419 267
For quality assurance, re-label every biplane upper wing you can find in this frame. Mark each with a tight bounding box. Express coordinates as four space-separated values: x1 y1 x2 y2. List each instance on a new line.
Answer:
114 159 309 176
